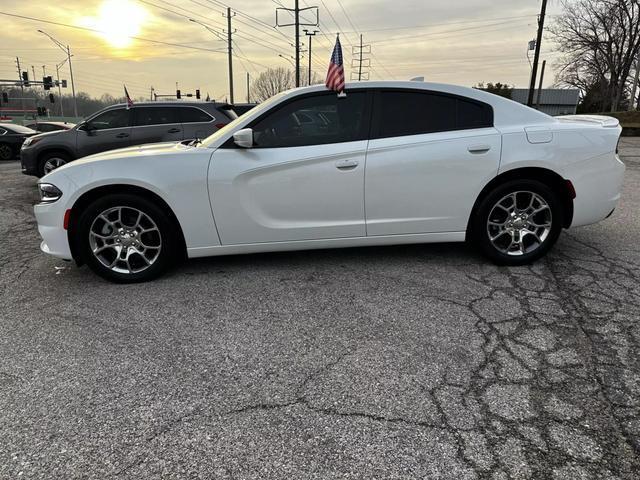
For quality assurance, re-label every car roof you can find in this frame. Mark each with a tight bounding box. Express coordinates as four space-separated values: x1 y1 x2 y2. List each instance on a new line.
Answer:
0 123 36 133
27 121 74 126
280 81 554 127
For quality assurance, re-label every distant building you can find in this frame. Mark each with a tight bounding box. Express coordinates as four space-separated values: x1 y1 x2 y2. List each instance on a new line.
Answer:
510 89 580 116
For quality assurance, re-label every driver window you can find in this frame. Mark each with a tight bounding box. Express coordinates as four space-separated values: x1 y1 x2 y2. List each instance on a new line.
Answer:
250 92 367 148
89 109 131 130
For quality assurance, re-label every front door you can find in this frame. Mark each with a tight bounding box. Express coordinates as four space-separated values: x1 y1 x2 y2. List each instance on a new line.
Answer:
365 89 502 235
77 108 132 157
209 91 371 245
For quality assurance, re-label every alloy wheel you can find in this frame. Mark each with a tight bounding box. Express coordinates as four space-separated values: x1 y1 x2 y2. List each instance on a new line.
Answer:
0 144 12 160
486 191 552 256
88 206 162 274
43 157 67 174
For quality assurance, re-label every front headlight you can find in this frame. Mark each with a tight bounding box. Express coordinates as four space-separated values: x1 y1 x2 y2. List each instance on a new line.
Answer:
38 183 63 203
22 137 43 148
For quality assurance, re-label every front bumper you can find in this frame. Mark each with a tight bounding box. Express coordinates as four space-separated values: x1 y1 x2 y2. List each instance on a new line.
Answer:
34 200 73 260
20 147 39 176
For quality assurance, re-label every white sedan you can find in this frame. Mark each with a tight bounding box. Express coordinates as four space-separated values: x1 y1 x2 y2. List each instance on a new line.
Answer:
34 81 625 283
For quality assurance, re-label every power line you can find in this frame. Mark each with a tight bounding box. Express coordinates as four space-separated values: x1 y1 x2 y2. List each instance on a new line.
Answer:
0 11 228 53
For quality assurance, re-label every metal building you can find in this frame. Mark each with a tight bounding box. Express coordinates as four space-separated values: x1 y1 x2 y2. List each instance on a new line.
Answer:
510 89 580 116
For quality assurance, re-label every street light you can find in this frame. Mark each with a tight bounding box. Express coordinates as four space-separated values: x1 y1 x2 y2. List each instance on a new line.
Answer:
279 54 296 68
38 30 78 117
55 58 69 116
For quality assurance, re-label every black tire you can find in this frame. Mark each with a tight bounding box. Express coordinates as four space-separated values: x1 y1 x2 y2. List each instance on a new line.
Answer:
0 143 13 161
38 151 70 177
471 179 563 266
76 193 179 283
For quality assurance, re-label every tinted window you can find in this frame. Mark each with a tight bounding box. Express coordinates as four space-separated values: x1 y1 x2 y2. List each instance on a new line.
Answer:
457 99 491 129
179 107 213 123
250 92 368 148
374 90 492 139
134 107 180 126
90 109 130 130
0 128 6 135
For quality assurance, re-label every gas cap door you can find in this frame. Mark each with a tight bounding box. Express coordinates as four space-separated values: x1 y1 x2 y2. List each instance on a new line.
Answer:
525 126 553 144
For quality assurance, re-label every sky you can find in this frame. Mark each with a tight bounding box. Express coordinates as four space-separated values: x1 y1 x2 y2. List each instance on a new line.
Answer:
0 0 564 101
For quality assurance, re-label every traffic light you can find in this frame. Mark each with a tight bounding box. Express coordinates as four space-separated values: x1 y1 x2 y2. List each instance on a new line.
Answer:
61 79 67 88
49 93 55 103
22 71 29 87
196 89 200 99
176 89 181 99
1 92 8 103
43 76 53 90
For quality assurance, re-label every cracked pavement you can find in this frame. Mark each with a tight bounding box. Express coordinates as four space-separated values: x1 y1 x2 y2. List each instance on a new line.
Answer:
1 138 639 479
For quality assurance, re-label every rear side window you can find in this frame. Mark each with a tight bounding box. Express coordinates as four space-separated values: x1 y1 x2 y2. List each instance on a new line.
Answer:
373 90 493 139
133 107 180 126
0 128 6 135
179 107 213 123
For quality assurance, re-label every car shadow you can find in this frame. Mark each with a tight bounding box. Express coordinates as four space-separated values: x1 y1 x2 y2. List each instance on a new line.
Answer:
175 241 482 277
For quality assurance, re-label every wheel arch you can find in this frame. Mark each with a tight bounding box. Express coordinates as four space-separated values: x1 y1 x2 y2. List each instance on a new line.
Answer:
67 184 188 265
466 166 574 240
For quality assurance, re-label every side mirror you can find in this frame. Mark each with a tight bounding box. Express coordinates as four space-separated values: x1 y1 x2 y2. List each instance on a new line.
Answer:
233 128 253 148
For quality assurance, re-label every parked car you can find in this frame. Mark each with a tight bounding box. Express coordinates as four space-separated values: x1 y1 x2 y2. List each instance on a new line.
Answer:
0 123 37 160
34 81 624 283
25 121 75 133
20 101 234 176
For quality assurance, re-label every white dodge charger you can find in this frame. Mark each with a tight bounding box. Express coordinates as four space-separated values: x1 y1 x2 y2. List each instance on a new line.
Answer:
34 82 625 283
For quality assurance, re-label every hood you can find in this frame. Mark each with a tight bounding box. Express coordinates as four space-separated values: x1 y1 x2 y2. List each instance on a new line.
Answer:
58 141 193 171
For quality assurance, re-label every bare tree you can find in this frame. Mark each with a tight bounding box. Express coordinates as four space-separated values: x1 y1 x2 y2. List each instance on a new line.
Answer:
549 0 640 112
250 67 323 102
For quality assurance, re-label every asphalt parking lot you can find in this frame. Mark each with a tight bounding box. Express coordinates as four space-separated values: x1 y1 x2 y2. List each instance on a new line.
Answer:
1 138 639 479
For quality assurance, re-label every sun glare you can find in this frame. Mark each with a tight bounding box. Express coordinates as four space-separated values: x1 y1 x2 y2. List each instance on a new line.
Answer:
82 0 148 49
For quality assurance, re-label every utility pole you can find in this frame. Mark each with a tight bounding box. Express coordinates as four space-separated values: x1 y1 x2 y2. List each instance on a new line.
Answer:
304 30 318 85
351 35 371 81
15 57 25 121
246 72 250 103
276 2 319 87
225 7 235 104
55 61 65 117
535 60 546 109
527 0 548 107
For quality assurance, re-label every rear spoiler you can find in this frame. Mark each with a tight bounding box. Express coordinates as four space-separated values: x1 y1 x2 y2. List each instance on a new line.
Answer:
556 114 620 128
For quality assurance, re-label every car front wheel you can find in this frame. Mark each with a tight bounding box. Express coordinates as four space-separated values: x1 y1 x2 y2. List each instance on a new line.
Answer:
0 143 13 160
39 152 70 176
472 179 563 265
76 194 178 283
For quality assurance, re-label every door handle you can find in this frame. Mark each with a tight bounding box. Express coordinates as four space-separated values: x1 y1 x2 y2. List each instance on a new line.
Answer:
468 145 491 154
115 133 129 138
167 128 181 133
335 159 359 170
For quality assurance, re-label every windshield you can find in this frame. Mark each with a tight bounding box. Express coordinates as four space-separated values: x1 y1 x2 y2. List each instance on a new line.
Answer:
200 91 288 148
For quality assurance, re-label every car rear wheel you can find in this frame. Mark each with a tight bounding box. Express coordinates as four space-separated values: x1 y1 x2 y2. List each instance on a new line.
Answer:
77 194 178 283
0 143 13 160
472 179 563 265
39 152 70 176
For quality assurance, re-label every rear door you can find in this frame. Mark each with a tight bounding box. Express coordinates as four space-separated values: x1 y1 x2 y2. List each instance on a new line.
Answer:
365 89 501 235
77 108 132 157
179 106 219 141
130 106 183 146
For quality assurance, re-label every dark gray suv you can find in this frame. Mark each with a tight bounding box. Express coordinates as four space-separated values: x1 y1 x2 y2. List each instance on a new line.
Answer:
20 101 235 177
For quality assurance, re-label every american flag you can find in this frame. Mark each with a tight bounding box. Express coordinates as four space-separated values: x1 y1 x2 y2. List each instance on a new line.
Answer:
124 85 133 109
325 35 345 93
